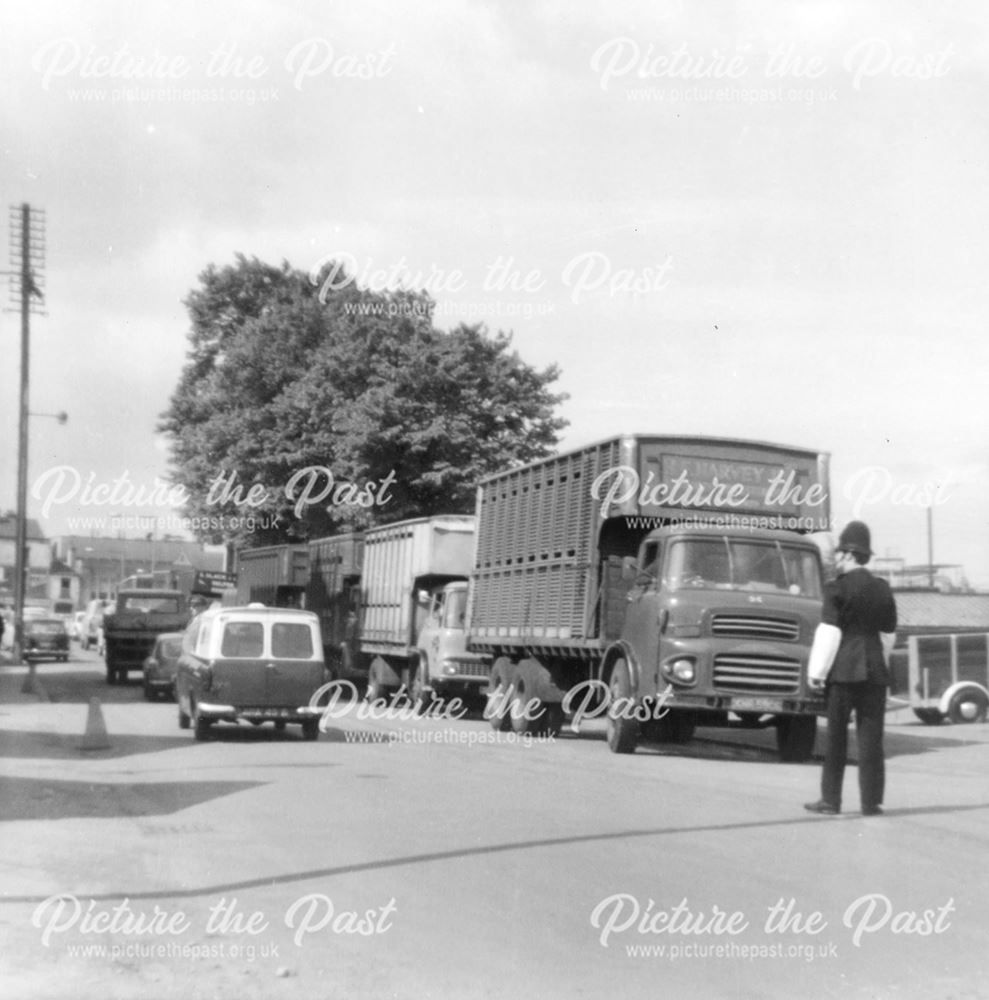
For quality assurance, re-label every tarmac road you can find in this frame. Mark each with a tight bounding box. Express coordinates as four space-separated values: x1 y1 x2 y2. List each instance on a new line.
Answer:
0 646 987 1000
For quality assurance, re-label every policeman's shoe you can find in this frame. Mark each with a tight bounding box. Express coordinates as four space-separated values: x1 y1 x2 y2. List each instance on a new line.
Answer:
861 805 884 817
803 800 840 815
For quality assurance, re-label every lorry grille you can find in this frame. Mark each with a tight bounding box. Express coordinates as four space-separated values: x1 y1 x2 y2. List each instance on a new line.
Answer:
713 654 801 693
711 614 800 642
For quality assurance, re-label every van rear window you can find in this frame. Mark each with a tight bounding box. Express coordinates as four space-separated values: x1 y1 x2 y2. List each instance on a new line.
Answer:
271 623 314 659
220 622 264 658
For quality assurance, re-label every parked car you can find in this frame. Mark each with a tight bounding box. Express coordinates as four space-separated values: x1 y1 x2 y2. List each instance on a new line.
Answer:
176 605 325 741
23 617 70 662
142 632 184 701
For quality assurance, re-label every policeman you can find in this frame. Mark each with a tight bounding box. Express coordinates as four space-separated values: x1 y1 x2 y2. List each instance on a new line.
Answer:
804 520 897 817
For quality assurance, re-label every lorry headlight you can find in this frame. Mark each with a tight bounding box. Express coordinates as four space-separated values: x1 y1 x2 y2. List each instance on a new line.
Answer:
664 658 696 683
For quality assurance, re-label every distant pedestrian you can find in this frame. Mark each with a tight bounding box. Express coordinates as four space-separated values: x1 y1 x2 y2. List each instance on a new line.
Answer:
805 521 897 817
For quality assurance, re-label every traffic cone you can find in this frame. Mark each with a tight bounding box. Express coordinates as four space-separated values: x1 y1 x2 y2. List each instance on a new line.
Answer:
79 697 111 751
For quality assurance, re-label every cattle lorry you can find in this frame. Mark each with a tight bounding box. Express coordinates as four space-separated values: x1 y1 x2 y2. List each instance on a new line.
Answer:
467 434 831 760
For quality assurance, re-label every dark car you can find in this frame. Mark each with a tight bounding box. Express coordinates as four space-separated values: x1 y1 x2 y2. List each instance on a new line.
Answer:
142 632 184 701
24 617 70 662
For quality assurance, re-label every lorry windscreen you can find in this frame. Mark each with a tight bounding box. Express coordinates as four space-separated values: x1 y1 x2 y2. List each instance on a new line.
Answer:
667 539 821 599
443 589 468 629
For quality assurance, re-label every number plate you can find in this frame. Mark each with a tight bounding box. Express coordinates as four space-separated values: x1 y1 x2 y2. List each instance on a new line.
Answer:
732 697 780 712
244 707 293 718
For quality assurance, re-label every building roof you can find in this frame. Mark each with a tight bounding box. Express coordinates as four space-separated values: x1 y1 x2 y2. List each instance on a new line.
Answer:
894 592 989 633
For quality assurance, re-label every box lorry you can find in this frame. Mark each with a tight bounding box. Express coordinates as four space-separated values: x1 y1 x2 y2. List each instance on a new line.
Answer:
469 434 831 760
306 531 364 681
235 544 309 608
359 515 490 707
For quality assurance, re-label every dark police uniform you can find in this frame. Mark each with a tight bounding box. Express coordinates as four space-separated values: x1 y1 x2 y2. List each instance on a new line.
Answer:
819 566 897 812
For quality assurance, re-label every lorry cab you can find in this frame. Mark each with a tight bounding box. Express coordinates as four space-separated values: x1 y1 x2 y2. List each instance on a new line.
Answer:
612 525 825 758
414 581 490 706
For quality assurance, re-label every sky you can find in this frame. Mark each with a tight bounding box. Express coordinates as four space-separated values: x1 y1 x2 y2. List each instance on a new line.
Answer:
1 0 987 586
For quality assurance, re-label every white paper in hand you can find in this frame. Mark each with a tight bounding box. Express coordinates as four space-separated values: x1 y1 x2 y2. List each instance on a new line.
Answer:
808 623 842 684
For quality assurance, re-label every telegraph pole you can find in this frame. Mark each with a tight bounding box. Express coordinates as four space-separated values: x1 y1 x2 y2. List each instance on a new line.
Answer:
7 204 46 667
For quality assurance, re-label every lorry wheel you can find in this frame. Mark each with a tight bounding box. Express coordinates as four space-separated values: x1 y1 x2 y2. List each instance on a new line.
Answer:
947 687 988 725
540 702 564 738
605 659 639 754
913 708 943 726
484 658 513 732
411 659 433 712
776 715 817 762
509 663 545 735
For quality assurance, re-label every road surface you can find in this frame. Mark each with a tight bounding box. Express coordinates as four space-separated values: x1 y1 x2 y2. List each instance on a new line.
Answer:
1 647 986 999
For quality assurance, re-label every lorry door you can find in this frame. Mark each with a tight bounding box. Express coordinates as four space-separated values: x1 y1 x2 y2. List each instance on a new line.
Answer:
417 590 445 674
621 539 664 692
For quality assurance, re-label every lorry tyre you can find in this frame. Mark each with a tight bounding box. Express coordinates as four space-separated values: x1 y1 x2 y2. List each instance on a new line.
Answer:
540 702 564 738
411 658 434 712
509 661 546 735
913 708 943 726
485 658 513 732
365 663 387 704
776 715 817 762
605 658 639 754
947 687 988 725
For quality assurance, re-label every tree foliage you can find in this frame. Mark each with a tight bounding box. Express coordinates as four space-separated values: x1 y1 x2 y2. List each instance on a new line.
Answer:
159 255 568 546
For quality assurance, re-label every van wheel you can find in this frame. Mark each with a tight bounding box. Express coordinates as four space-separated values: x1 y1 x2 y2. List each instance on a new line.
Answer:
776 715 817 762
605 658 639 754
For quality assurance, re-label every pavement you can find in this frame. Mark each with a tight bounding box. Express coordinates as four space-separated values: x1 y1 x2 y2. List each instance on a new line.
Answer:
0 654 51 706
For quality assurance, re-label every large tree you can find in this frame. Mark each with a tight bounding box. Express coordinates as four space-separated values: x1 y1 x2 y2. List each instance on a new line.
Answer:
159 255 567 546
